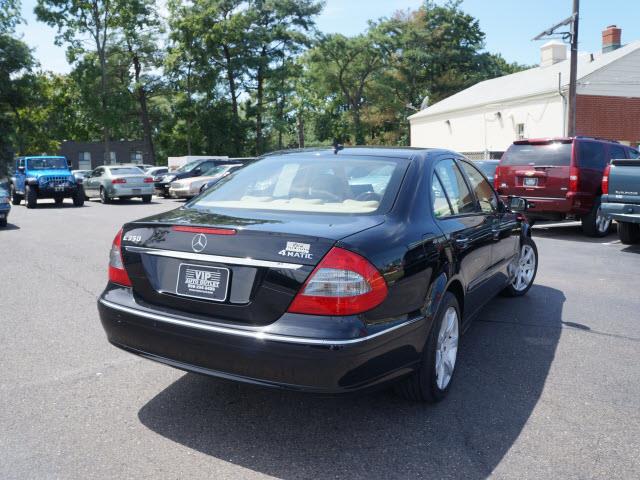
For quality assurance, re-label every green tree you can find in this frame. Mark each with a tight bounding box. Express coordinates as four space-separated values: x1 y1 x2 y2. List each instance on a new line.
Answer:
246 0 322 154
114 0 164 163
0 0 33 173
35 0 118 163
307 33 385 145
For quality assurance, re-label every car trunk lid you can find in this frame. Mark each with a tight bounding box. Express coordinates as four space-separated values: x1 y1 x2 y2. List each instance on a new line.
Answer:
120 208 384 325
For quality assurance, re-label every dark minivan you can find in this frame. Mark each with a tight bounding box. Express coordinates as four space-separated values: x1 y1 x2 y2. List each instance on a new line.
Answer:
494 136 638 236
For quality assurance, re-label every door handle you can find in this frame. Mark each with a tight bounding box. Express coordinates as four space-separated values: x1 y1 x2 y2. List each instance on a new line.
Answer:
492 228 501 241
454 236 470 249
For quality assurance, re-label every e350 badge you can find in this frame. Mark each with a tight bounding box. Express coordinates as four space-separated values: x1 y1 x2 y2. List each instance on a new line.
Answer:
278 241 313 260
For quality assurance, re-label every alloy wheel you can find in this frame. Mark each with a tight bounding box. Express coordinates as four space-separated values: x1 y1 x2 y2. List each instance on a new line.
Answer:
435 306 459 390
595 207 611 235
511 244 536 292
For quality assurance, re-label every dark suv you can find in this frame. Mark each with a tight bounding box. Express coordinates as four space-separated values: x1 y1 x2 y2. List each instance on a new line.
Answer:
494 137 638 236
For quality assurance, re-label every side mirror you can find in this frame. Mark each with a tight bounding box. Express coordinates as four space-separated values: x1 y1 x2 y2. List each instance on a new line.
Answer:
508 196 534 212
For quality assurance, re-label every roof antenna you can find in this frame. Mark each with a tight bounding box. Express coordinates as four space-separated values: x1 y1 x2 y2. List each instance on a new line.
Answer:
333 142 344 155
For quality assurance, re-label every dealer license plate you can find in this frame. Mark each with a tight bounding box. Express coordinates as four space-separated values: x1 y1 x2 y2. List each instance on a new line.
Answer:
523 177 538 187
175 263 229 302
132 188 141 194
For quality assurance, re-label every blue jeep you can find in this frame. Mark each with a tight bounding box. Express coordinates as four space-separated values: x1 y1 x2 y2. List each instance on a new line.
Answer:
10 156 84 208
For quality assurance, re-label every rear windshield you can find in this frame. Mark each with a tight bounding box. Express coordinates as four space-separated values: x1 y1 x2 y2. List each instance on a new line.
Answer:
474 161 498 177
109 168 143 175
502 143 572 166
188 155 406 214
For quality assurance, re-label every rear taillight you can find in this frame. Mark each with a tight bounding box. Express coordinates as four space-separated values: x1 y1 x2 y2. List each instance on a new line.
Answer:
602 164 611 194
108 228 132 287
568 166 580 193
287 247 387 316
143 177 154 183
112 178 127 184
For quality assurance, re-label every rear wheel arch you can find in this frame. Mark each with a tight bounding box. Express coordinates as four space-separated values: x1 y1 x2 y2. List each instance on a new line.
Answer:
445 279 465 320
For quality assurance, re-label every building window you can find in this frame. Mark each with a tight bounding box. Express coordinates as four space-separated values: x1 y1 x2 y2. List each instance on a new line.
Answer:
516 123 525 140
108 151 117 164
78 152 91 170
130 151 143 164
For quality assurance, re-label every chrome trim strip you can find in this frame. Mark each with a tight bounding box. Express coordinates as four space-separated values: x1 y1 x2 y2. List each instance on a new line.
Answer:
99 298 423 346
522 196 566 201
125 246 303 270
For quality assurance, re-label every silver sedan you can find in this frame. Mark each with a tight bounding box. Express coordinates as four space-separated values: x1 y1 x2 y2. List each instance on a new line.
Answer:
82 166 154 204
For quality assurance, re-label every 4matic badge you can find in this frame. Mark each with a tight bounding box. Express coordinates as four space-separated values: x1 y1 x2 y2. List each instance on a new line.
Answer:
278 241 313 260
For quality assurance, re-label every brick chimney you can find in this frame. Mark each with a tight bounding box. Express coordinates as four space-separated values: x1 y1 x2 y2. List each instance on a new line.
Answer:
602 25 622 53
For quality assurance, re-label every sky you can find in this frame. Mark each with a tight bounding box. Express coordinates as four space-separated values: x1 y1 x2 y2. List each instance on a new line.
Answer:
15 0 640 74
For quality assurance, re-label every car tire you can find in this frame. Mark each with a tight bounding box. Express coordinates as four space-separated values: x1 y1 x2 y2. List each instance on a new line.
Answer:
395 292 460 403
25 185 37 209
54 196 64 205
0 217 6 227
142 195 152 203
618 222 640 245
162 192 170 199
10 184 22 205
100 187 111 204
582 197 611 237
72 188 84 207
501 236 538 297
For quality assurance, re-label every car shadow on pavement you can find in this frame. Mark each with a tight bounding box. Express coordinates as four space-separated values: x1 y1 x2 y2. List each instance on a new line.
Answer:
1 223 20 230
25 202 86 209
532 223 615 244
138 284 564 479
621 244 640 254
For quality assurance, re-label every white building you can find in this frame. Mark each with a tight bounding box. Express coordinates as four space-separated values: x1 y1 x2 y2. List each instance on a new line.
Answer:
409 26 640 158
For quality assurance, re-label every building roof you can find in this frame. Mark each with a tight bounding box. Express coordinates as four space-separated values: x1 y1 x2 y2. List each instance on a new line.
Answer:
409 40 640 120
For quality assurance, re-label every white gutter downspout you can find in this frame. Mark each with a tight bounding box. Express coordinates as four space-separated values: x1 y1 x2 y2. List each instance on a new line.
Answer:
559 72 567 137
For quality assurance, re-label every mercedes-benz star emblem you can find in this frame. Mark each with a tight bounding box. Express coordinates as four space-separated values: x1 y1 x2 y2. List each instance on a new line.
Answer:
191 233 207 253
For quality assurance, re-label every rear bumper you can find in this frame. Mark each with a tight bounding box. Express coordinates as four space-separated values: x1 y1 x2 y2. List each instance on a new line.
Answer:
500 192 593 219
601 201 640 224
108 185 154 197
98 286 426 394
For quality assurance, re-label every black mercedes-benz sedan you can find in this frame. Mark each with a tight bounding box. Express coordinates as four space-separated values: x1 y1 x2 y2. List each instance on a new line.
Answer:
98 147 538 402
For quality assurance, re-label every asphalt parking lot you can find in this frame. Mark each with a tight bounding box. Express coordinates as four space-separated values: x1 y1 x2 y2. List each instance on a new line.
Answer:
1 197 639 479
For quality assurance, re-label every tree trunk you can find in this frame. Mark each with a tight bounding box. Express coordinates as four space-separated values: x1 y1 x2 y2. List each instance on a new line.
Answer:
130 49 156 164
223 44 241 156
255 46 267 156
98 48 111 164
297 111 304 148
352 108 364 145
186 64 192 155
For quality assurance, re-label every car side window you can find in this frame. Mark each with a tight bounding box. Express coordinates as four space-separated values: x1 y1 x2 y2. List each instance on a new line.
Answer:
578 141 607 169
609 145 627 160
434 159 476 215
431 174 453 218
629 149 640 159
458 160 498 213
92 168 103 177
